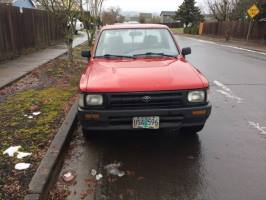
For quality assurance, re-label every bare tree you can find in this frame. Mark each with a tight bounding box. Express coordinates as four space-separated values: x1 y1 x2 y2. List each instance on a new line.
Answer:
207 0 233 21
102 7 122 25
207 0 259 40
78 0 104 46
36 0 80 62
207 0 258 21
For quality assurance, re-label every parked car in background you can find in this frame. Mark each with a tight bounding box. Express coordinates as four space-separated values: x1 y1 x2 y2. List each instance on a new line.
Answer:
74 19 84 34
78 24 211 134
68 19 84 34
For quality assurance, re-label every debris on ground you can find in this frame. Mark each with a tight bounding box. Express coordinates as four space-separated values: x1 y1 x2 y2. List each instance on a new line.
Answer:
32 111 41 116
15 163 31 170
29 104 40 112
96 173 103 180
80 190 88 199
24 111 41 119
63 172 76 183
17 151 32 159
126 170 135 176
137 176 145 181
104 162 125 177
91 169 97 176
3 146 21 157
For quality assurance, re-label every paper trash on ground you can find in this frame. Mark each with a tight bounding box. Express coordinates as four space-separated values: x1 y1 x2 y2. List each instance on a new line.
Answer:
17 151 32 159
15 163 31 170
91 169 97 176
3 146 21 157
63 172 75 182
104 162 125 177
96 173 103 180
32 111 41 116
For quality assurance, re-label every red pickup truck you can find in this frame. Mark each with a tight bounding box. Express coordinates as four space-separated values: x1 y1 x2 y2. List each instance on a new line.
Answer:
78 24 211 134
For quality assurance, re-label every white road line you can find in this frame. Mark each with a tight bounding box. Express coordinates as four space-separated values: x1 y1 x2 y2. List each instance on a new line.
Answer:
183 36 266 56
213 80 243 103
213 80 231 92
248 121 266 135
216 89 243 103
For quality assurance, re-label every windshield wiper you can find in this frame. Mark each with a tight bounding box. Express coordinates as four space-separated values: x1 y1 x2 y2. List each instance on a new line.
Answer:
95 54 135 59
133 52 177 58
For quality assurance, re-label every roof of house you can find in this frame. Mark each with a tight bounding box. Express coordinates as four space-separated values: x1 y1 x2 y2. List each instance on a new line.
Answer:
12 0 36 8
102 23 169 30
160 11 176 16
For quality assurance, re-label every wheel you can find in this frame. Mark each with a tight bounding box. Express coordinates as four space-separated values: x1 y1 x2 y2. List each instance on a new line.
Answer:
180 125 204 134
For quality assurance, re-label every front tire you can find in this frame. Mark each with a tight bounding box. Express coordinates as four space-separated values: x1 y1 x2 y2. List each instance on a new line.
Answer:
180 125 204 134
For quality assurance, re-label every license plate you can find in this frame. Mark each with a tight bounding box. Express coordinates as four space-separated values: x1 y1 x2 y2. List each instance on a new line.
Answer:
132 116 160 129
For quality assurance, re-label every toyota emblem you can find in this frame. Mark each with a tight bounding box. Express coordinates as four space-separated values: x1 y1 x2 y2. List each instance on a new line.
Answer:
141 96 152 103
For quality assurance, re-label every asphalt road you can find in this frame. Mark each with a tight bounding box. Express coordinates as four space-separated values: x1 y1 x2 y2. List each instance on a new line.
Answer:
52 35 266 200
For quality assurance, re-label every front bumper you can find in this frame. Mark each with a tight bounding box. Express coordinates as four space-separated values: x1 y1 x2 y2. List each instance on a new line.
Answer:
78 103 212 130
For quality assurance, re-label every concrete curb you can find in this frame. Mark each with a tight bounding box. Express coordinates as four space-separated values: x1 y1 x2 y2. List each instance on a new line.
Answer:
24 100 78 200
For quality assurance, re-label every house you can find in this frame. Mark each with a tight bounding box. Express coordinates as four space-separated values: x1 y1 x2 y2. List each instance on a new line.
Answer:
13 0 36 8
160 11 176 23
0 0 36 9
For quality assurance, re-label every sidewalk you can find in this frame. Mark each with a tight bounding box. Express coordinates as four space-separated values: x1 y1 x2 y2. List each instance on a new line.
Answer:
0 32 88 89
178 33 266 54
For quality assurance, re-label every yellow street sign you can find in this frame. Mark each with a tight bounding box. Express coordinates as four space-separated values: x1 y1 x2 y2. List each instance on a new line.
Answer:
247 4 260 18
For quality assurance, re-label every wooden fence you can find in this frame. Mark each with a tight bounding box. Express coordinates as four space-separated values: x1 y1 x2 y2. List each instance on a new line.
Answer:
202 20 266 42
0 4 65 62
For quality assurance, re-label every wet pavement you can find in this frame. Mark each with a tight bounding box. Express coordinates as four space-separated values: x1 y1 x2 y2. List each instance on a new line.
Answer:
51 35 266 200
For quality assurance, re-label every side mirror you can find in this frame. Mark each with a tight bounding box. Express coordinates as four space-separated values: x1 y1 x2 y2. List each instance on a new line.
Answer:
81 50 91 58
181 47 191 56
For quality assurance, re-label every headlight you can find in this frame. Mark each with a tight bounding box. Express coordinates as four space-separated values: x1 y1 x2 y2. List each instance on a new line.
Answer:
85 95 103 106
188 90 205 103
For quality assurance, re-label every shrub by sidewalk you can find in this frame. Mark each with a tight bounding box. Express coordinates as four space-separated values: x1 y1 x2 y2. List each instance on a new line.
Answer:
0 43 88 199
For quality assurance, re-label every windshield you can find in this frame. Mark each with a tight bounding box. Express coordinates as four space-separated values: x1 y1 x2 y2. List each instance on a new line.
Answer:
95 28 179 57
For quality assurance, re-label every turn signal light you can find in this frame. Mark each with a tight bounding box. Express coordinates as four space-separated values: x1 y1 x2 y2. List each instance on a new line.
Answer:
85 113 100 120
192 110 207 116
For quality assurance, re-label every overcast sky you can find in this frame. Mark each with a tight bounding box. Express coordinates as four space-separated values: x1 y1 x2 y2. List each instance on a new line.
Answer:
103 0 207 14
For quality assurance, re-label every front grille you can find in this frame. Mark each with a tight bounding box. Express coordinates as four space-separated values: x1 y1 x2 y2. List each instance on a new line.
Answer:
107 91 186 109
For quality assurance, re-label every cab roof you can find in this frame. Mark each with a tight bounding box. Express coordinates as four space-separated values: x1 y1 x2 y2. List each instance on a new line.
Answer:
101 23 169 30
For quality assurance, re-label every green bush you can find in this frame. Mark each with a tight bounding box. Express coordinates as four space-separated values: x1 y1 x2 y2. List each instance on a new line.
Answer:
184 26 199 35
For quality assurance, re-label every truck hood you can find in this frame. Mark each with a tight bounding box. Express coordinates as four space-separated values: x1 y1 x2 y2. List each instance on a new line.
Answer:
80 58 207 92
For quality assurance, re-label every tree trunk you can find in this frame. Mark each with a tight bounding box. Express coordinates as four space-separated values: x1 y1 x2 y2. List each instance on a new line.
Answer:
66 32 73 63
67 38 73 62
66 25 74 63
